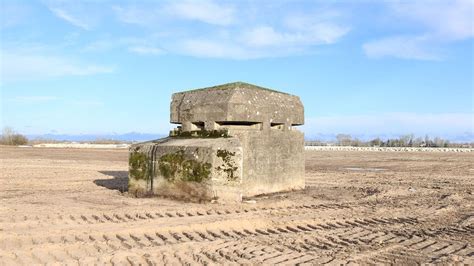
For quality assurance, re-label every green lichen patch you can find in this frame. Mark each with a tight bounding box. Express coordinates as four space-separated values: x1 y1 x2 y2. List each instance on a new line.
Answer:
216 149 238 181
129 152 149 180
170 129 229 138
158 150 212 183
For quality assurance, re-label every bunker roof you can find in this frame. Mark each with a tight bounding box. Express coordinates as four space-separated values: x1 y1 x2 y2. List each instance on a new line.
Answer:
171 82 304 126
174 82 290 95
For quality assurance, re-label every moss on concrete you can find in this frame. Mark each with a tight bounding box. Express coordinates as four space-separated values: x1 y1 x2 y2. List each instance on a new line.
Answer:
158 150 212 183
170 129 229 138
129 151 149 181
216 149 238 181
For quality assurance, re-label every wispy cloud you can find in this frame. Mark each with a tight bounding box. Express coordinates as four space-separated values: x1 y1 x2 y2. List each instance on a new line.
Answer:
48 7 90 30
113 5 161 26
122 37 165 55
242 23 349 48
363 35 441 60
176 39 255 59
391 0 473 41
174 22 348 59
165 0 235 26
1 51 114 83
83 37 165 56
112 2 350 59
114 0 235 26
45 1 103 30
363 0 473 60
171 11 349 59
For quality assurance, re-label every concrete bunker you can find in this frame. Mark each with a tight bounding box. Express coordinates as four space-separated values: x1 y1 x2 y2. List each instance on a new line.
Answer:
128 82 305 201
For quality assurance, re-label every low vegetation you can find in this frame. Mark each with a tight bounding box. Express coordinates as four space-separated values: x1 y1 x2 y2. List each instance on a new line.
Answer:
307 134 473 148
0 127 28 146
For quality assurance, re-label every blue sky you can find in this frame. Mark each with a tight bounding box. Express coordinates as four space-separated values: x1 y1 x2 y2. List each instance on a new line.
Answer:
1 0 473 140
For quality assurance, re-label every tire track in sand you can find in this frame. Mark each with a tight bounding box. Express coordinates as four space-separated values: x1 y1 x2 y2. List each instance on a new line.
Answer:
1 216 418 265
2 203 351 226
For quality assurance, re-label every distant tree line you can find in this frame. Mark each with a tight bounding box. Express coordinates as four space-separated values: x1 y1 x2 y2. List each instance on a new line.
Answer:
306 134 473 148
1 127 132 146
1 126 472 148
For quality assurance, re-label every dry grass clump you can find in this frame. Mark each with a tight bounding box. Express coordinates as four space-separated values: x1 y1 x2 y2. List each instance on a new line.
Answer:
0 127 28 145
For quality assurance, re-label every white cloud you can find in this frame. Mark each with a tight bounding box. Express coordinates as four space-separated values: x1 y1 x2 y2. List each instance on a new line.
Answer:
363 0 473 60
113 5 161 26
363 35 441 60
176 22 349 60
391 0 473 41
122 37 165 55
242 26 283 47
0 52 114 82
166 0 235 26
181 10 349 58
112 2 349 59
82 37 166 56
283 12 350 44
176 39 254 59
242 24 349 48
48 7 90 30
175 18 349 59
114 1 234 26
45 1 104 30
303 113 474 137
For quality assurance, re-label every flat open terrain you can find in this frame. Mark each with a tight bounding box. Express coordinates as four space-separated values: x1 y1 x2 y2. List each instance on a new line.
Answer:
1 146 473 265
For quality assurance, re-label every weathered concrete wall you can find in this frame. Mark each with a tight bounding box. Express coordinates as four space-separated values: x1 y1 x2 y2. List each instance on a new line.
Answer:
231 128 304 196
129 82 305 201
129 137 244 201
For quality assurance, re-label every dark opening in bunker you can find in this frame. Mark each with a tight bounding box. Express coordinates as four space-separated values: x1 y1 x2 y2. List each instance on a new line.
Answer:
217 121 262 130
271 123 285 130
192 122 205 130
217 121 260 126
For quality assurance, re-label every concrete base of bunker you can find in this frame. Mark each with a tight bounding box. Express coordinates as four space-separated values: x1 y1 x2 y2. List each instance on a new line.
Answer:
128 82 305 202
129 137 244 201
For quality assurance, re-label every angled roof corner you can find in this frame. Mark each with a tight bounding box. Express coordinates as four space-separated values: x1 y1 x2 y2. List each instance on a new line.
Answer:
170 82 304 125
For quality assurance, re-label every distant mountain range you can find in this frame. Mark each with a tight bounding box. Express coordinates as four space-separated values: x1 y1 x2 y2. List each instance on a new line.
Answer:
26 131 473 143
27 132 166 142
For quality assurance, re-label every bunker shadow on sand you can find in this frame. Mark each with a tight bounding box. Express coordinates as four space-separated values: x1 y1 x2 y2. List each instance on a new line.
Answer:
94 171 129 192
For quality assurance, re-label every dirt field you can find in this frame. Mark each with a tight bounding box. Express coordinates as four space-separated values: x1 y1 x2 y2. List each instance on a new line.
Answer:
1 146 473 265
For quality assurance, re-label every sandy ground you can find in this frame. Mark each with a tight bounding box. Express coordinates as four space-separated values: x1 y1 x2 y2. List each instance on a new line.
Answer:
31 143 130 149
0 146 473 265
